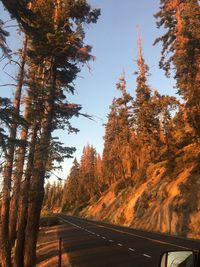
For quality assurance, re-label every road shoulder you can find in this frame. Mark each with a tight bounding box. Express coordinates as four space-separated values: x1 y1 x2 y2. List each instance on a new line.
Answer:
36 224 72 267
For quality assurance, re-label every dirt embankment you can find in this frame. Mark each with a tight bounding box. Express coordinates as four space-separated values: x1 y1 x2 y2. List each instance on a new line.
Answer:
80 145 200 239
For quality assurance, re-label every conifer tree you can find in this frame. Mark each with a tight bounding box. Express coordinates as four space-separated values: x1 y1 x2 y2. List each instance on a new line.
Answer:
62 158 80 211
0 36 28 266
23 2 99 265
116 73 134 178
102 74 133 185
96 153 104 192
154 0 200 140
102 98 120 185
80 144 98 200
0 18 10 56
133 32 160 167
9 36 28 247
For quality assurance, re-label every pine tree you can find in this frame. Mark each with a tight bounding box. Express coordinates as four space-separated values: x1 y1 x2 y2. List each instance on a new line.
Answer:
154 0 200 140
0 36 28 266
62 158 80 211
151 92 179 160
0 98 14 154
80 144 98 201
9 36 28 247
116 73 134 179
102 98 120 185
0 18 10 56
133 32 160 167
96 153 104 193
102 74 133 186
23 2 99 265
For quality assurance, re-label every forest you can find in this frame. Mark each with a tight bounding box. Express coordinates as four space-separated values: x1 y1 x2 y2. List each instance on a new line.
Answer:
0 0 200 267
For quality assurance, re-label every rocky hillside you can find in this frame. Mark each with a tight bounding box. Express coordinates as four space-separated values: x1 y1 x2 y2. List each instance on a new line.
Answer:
80 144 200 239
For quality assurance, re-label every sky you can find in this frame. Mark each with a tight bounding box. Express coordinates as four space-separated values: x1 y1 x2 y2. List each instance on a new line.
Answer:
0 1 177 181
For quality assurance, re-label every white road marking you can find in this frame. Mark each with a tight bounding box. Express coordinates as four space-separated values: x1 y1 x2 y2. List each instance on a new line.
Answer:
102 237 106 239
128 248 135 252
143 254 151 258
97 234 100 237
109 240 113 242
117 243 123 246
75 218 191 250
58 216 191 254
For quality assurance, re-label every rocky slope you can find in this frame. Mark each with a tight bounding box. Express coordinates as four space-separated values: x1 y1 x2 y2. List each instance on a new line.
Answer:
80 144 200 239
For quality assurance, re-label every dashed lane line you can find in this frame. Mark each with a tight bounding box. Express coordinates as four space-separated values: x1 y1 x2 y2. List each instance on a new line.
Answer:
143 254 151 258
58 217 154 260
70 217 191 250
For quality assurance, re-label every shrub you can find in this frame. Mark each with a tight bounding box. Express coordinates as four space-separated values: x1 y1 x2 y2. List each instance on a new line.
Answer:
118 211 126 224
102 202 106 209
113 177 133 196
113 179 126 196
40 216 61 227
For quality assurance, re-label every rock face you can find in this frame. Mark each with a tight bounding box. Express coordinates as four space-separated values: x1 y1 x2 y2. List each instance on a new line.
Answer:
80 145 200 239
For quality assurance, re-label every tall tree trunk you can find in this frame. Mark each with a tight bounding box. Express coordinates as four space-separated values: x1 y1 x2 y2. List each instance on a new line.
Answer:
24 1 60 263
12 60 45 265
14 123 38 267
0 36 27 267
24 60 56 267
9 36 28 247
9 126 28 246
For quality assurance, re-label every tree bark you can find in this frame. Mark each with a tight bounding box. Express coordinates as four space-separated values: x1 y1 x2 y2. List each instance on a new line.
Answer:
24 60 56 267
14 123 38 267
9 36 28 247
9 126 28 246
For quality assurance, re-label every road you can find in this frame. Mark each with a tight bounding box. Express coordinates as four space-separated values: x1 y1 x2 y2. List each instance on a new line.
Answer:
56 214 200 267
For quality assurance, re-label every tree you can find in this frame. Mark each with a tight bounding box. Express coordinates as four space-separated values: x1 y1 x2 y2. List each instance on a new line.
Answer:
115 74 134 179
80 144 98 201
23 1 99 265
0 36 28 266
102 98 120 185
102 74 133 186
95 153 104 193
0 18 10 56
61 158 80 210
154 0 200 140
133 32 160 168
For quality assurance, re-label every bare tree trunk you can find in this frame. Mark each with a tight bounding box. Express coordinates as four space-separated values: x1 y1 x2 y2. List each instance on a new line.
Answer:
24 60 56 267
14 123 38 267
9 36 28 246
0 36 27 267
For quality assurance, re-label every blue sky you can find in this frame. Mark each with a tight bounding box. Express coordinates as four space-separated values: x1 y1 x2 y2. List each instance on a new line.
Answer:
0 1 176 180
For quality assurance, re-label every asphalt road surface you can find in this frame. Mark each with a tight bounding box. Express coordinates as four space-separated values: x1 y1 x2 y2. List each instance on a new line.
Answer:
56 214 200 267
